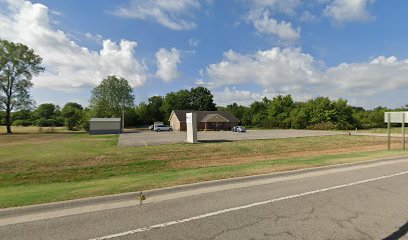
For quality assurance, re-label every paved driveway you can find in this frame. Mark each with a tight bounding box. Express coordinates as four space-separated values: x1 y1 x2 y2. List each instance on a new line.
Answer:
118 129 343 147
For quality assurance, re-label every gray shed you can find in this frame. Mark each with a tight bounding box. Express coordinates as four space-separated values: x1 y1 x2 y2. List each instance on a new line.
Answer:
89 118 122 134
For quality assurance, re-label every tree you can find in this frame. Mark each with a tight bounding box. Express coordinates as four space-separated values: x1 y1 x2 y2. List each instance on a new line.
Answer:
223 103 248 124
266 95 294 128
0 39 44 133
35 103 56 119
61 102 83 131
34 103 60 127
147 96 164 122
190 87 216 111
90 75 135 117
160 90 191 122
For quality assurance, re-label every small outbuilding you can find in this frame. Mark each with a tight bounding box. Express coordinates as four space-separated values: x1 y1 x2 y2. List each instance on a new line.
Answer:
89 118 122 134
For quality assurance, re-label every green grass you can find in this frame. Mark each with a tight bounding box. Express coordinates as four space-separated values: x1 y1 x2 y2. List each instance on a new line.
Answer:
1 132 407 208
360 127 405 134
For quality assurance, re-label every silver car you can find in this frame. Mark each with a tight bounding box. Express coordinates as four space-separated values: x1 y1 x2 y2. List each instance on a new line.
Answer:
232 126 246 132
155 125 172 132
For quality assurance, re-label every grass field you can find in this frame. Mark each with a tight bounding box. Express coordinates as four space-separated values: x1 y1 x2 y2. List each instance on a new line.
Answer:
360 127 404 134
1 126 408 208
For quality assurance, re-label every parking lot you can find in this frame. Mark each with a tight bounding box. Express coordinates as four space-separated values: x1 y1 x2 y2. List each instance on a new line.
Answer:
118 129 343 147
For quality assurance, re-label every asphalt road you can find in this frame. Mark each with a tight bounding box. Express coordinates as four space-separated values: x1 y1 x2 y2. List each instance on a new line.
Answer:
118 129 343 146
1 158 408 240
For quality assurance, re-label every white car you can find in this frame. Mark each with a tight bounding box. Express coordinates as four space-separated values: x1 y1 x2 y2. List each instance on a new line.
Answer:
155 125 172 132
232 126 246 132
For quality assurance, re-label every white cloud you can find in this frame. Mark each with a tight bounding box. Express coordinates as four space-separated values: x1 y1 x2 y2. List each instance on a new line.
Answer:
248 10 300 41
213 87 261 106
0 0 148 90
324 0 375 23
189 38 199 47
85 32 104 44
207 47 321 90
155 48 181 82
112 0 200 30
325 56 408 96
206 47 408 100
300 10 317 22
248 0 302 15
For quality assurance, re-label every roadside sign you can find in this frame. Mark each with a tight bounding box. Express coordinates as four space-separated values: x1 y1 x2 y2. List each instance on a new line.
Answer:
384 112 408 123
384 112 406 150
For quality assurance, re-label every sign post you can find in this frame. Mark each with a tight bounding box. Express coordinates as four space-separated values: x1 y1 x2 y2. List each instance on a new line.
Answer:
387 112 391 150
403 112 406 150
384 112 408 150
186 112 198 143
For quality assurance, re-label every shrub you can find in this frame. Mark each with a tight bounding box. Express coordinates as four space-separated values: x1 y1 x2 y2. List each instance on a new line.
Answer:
12 120 32 126
307 122 337 130
35 118 56 127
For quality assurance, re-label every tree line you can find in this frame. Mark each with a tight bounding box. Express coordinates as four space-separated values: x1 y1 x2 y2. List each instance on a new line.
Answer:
0 81 396 131
0 39 398 133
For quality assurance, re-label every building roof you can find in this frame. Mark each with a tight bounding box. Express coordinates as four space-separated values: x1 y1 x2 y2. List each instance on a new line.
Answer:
170 110 240 123
90 118 121 122
200 113 229 123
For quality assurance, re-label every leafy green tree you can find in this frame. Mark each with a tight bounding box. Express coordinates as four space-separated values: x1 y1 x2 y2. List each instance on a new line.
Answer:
290 102 308 129
0 39 44 133
35 103 56 119
147 96 164 122
161 90 191 122
249 97 270 127
190 86 216 111
135 102 150 125
224 103 248 123
61 102 83 131
12 109 33 126
90 75 135 117
34 103 61 127
266 95 294 128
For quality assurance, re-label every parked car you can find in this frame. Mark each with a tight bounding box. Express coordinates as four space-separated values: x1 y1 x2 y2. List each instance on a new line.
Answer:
155 125 172 132
150 122 164 131
232 126 246 132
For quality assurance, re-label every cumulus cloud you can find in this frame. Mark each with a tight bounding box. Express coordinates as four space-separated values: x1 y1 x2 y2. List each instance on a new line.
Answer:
155 48 181 82
245 0 301 42
205 47 408 100
213 87 261 106
324 0 375 23
248 10 300 41
0 0 148 90
325 56 408 96
207 47 321 90
112 0 200 30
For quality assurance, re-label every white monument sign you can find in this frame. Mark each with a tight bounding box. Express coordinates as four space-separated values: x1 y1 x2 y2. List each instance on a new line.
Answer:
186 112 198 143
384 112 407 150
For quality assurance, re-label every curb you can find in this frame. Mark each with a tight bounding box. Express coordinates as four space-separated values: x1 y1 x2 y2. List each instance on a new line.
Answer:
1 155 407 218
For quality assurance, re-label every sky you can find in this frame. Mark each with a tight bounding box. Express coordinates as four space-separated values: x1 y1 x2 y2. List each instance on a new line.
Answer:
1 0 408 109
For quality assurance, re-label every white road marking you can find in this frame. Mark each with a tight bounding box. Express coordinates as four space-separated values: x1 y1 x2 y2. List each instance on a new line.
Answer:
88 170 408 240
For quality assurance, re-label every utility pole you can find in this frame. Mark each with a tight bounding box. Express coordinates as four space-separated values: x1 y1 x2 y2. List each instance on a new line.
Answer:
121 105 125 133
